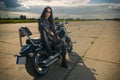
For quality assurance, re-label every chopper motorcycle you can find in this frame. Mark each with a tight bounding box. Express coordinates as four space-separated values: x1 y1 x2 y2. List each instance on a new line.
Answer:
15 22 73 78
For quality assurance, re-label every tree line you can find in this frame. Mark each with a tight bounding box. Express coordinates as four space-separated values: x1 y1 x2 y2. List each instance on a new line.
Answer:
0 15 37 20
0 15 120 20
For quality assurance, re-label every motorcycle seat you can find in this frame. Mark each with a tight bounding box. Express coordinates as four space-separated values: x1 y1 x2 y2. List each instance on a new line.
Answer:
26 38 41 44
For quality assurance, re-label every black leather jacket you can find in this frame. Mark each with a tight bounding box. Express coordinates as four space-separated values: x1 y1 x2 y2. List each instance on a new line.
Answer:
38 18 57 43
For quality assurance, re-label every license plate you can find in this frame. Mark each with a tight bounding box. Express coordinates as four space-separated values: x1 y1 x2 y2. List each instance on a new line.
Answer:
16 56 26 64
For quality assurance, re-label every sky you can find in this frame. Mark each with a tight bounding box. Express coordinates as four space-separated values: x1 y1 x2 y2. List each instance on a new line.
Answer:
0 0 120 19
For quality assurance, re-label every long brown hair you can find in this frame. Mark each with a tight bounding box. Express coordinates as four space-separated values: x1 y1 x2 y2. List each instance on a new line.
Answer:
40 6 54 26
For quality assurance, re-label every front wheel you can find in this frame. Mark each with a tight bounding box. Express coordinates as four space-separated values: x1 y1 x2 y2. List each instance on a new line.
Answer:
25 51 49 78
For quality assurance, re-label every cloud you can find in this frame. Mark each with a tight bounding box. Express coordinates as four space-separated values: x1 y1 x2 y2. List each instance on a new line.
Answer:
89 0 120 4
0 0 120 19
109 5 120 11
0 11 40 18
0 0 21 8
20 0 90 7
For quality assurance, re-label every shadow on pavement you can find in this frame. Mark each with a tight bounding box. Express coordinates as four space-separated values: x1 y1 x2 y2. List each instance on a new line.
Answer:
67 51 97 80
33 51 97 80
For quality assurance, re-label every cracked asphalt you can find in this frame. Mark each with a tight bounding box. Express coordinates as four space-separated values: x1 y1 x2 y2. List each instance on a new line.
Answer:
0 21 120 80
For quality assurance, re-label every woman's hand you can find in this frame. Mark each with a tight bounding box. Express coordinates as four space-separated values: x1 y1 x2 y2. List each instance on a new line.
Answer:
50 32 54 36
46 29 54 36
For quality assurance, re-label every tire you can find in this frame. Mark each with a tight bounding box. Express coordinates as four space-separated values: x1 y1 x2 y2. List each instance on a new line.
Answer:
25 51 49 78
66 37 73 53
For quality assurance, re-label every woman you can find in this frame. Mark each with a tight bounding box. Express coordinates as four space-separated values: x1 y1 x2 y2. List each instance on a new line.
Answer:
38 6 68 68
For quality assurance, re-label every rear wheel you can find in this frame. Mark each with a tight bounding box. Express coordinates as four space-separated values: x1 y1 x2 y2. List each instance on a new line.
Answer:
25 51 49 78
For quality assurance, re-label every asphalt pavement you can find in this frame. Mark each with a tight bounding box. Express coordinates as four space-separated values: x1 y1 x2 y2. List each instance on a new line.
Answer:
0 21 120 80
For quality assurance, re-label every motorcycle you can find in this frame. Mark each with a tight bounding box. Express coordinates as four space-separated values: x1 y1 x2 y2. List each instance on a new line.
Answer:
15 22 73 78
55 22 73 53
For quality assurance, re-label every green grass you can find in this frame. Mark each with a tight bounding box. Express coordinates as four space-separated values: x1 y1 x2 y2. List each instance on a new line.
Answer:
0 19 81 24
0 19 120 24
0 19 38 23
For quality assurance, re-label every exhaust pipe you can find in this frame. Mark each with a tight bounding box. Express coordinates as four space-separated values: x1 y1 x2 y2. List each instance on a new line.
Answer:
44 57 59 67
40 53 60 67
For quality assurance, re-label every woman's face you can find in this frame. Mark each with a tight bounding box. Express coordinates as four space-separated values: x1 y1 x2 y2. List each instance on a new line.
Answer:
45 8 51 19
